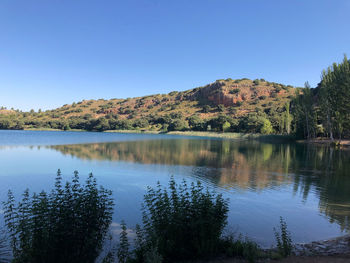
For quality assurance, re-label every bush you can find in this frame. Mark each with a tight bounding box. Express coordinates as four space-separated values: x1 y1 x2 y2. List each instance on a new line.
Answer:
3 170 114 263
217 104 225 112
220 234 260 263
253 79 260 85
139 178 229 262
202 105 211 113
229 88 240 94
235 101 243 106
274 217 293 258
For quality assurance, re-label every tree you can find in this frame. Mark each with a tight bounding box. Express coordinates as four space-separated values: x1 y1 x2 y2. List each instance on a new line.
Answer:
188 115 206 131
167 119 189 131
319 55 350 139
117 221 130 263
292 55 350 139
222 121 231 132
292 83 317 139
260 119 273 135
94 117 110 131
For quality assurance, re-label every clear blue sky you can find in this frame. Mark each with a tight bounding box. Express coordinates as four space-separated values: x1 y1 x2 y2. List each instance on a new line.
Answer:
1 0 349 111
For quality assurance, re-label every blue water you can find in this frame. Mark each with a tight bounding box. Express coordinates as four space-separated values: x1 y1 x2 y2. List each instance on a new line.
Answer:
0 130 349 247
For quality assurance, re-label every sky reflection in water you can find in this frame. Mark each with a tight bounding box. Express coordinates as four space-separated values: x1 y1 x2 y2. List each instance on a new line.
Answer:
0 130 349 246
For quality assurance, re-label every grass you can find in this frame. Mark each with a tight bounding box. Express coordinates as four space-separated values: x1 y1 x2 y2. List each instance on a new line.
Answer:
19 128 296 143
167 131 295 142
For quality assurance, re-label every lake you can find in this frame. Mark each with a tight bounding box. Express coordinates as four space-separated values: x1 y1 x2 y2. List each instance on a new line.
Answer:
0 130 349 247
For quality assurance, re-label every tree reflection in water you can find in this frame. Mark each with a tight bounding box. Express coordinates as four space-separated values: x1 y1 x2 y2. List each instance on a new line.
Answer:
50 139 350 231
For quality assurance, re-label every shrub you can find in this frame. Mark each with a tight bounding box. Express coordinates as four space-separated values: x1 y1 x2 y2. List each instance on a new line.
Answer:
230 88 240 94
220 234 260 263
253 79 260 85
3 170 114 263
140 178 229 262
217 104 225 112
202 105 210 113
270 92 277 98
274 217 293 258
235 101 243 106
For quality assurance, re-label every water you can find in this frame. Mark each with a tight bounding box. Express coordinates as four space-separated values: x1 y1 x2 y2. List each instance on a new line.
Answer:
0 130 349 247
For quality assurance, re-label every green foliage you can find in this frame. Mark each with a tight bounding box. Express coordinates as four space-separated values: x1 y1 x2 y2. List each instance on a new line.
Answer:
274 217 293 258
220 234 260 263
235 101 243 107
187 115 206 131
222 121 231 132
217 104 225 112
253 79 260 85
319 55 350 139
140 178 229 262
292 55 350 139
209 115 237 132
94 117 110 131
292 83 318 139
167 119 189 131
239 113 271 134
117 221 130 263
3 170 114 263
202 105 210 113
260 118 273 134
230 88 240 94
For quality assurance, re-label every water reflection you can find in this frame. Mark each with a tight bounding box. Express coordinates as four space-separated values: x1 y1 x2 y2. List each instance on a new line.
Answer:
50 139 350 231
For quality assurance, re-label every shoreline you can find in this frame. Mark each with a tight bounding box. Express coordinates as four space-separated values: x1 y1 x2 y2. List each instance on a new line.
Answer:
7 128 350 146
297 138 350 147
22 128 295 142
292 234 350 256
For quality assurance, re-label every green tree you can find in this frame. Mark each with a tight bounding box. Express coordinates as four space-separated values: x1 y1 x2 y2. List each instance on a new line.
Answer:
117 221 130 263
222 121 231 132
260 119 273 134
167 119 189 131
94 117 110 131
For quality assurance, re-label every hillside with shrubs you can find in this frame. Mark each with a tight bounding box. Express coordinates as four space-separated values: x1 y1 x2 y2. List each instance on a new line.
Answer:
0 78 296 135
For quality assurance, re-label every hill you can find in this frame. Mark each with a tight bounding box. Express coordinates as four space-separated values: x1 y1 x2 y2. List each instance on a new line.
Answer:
0 78 297 134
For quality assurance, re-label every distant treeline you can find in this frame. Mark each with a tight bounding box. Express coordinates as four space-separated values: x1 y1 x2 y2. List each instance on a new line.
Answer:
0 111 290 135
